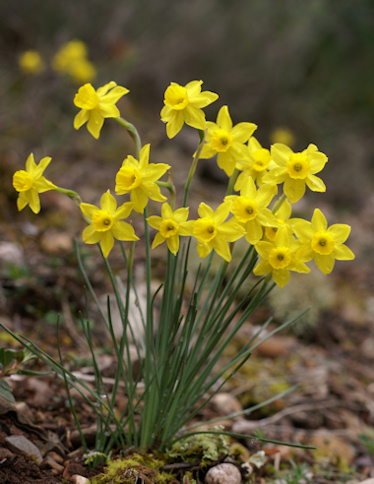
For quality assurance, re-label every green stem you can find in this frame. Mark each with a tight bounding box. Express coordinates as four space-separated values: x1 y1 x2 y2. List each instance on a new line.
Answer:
183 129 206 207
225 168 239 196
53 187 82 206
272 193 287 214
114 116 142 159
156 173 176 210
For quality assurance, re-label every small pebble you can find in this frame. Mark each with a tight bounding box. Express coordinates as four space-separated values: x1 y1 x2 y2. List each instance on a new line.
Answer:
205 463 242 484
71 476 90 484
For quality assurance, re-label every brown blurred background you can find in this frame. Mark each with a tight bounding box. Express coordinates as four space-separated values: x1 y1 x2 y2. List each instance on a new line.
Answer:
0 0 373 286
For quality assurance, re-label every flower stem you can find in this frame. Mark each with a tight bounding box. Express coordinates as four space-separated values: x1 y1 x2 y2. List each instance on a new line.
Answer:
183 129 206 207
114 116 142 159
53 186 82 206
272 193 287 214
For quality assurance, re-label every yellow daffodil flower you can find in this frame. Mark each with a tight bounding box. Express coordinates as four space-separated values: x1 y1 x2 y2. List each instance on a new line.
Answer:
74 81 129 139
80 190 138 258
192 201 244 262
147 203 194 255
18 50 45 75
264 143 328 204
115 144 170 213
226 177 278 245
200 105 257 177
254 226 310 287
235 137 272 189
13 153 56 214
161 80 218 138
293 208 355 274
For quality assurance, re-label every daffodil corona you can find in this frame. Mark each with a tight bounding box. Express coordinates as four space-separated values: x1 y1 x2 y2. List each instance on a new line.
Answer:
80 190 138 258
192 202 244 262
200 105 257 176
161 80 218 138
235 137 272 189
115 144 170 213
226 177 277 245
254 227 310 287
13 154 56 214
74 81 129 139
264 143 328 204
293 208 354 274
147 203 194 255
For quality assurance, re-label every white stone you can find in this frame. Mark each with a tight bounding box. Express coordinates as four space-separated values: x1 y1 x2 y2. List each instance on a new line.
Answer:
205 463 242 484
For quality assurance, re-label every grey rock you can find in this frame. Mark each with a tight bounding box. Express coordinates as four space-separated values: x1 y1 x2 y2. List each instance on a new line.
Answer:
5 435 43 465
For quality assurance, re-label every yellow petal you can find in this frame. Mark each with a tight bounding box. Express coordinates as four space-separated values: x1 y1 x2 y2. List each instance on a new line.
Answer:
230 122 257 143
284 177 305 204
147 215 162 230
183 106 206 130
86 110 104 139
216 106 232 131
111 221 139 241
82 225 102 244
80 203 99 220
74 109 89 130
311 209 327 232
100 190 117 212
272 269 290 287
271 144 293 167
152 232 165 249
100 231 114 258
167 235 179 255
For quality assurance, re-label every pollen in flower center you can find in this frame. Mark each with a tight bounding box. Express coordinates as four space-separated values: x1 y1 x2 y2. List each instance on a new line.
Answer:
287 153 310 179
269 246 292 269
92 210 114 232
164 85 189 110
231 196 258 222
115 166 142 191
311 230 335 255
160 219 179 238
74 83 100 110
193 218 218 242
13 170 35 191
211 129 233 152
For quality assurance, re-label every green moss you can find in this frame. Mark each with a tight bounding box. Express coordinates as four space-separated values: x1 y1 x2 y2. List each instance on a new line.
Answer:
90 452 177 484
168 429 229 468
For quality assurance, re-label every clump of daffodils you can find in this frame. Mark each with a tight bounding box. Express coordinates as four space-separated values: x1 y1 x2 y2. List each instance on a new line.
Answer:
8 79 357 456
13 79 354 288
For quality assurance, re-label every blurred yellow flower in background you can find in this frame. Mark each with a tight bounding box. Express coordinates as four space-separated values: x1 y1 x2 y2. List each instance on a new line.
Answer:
270 126 296 147
18 50 45 75
52 39 96 83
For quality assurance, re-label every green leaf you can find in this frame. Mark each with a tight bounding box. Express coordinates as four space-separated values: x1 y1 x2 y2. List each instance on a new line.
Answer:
0 380 15 403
